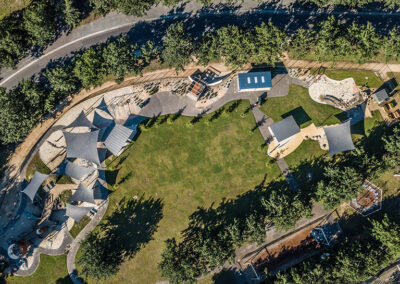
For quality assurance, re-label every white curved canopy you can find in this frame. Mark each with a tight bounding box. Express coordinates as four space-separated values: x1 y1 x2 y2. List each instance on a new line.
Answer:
66 204 93 222
57 161 95 180
64 111 94 129
69 183 95 204
22 172 49 202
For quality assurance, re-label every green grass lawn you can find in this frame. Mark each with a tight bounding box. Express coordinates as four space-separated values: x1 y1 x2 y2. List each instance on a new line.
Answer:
323 69 383 89
69 216 90 239
8 254 71 284
260 84 343 127
26 152 51 181
351 110 384 140
0 0 30 19
284 140 327 169
77 100 281 284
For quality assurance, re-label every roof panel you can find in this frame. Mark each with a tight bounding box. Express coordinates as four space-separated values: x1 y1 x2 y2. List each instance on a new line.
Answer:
104 123 134 156
63 130 100 165
323 120 355 156
269 116 300 143
64 111 94 129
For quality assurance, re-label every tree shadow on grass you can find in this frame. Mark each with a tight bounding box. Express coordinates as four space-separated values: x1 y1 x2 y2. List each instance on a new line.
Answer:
282 106 311 127
79 196 163 279
56 275 74 284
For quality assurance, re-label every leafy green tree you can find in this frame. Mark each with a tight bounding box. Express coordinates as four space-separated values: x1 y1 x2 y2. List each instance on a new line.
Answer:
78 233 121 280
315 165 363 209
216 25 253 67
89 0 113 15
383 126 400 157
196 33 221 66
73 47 103 89
23 1 56 47
117 0 158 16
384 28 400 62
347 22 380 64
253 22 286 65
62 0 82 28
262 186 312 231
371 214 400 257
0 17 27 68
161 22 194 71
140 40 159 66
102 36 140 83
44 63 80 95
289 28 316 58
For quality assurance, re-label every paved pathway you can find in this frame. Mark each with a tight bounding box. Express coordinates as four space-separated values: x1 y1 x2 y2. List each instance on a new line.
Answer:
1 0 400 88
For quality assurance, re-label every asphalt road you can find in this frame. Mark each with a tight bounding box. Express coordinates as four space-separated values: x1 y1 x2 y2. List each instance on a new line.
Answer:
0 0 400 89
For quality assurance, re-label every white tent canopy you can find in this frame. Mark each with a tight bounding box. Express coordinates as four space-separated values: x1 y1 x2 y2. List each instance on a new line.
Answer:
66 204 93 222
323 120 355 156
64 111 95 129
57 161 95 181
63 130 101 165
69 183 95 204
22 172 49 202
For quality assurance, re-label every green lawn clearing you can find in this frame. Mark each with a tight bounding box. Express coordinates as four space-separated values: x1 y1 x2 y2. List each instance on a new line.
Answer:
8 254 71 284
285 139 327 169
323 69 383 89
260 84 343 127
351 110 384 140
77 100 281 284
0 0 30 19
70 216 90 239
26 152 51 181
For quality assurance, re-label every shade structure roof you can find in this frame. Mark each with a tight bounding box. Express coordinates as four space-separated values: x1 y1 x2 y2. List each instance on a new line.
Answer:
57 161 95 180
63 130 100 165
372 89 389 104
69 183 95 204
104 123 134 156
323 120 355 156
92 110 114 129
269 115 300 143
96 97 112 117
238 71 272 91
66 204 93 222
22 172 49 202
64 111 94 129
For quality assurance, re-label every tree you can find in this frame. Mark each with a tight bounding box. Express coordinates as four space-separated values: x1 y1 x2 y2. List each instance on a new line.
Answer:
383 126 400 157
44 63 80 95
315 165 363 209
347 22 381 64
289 28 316 58
78 233 121 280
89 0 113 15
161 22 194 71
384 28 400 62
62 0 82 29
0 17 27 68
216 25 253 67
262 186 312 231
253 22 286 65
140 40 159 66
370 214 400 257
102 36 140 83
196 33 221 66
23 1 56 47
73 47 104 89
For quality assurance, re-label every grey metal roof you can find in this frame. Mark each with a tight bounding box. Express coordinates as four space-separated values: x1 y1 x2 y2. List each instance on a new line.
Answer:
64 111 94 129
323 120 355 156
104 123 134 156
66 204 93 222
57 161 95 180
63 130 100 165
22 172 49 202
69 183 95 204
269 115 300 143
92 110 114 129
372 89 389 104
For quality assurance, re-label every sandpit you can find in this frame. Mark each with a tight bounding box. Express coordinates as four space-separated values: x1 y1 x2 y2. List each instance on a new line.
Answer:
309 75 360 109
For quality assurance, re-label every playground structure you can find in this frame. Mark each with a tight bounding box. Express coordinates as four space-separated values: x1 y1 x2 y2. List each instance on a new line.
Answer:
349 180 382 217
